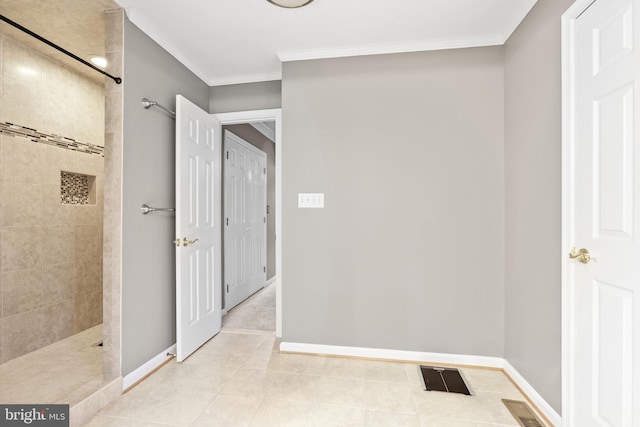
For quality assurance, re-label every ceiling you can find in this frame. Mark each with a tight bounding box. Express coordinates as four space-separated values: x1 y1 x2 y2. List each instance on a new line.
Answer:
0 0 537 87
0 0 119 83
115 0 537 86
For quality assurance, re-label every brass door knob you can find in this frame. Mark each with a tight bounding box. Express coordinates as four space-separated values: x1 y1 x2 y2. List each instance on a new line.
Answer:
182 238 199 247
173 238 199 247
569 247 591 264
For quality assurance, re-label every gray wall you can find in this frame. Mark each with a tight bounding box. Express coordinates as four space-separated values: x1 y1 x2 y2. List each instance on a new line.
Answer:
223 124 277 282
121 18 210 376
504 0 573 414
209 81 281 113
281 48 506 356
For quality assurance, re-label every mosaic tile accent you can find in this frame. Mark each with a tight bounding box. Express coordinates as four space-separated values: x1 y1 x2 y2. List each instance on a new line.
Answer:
61 172 93 205
0 121 104 156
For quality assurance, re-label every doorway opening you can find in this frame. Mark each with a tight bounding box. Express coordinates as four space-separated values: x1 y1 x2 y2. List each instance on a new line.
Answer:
214 110 282 337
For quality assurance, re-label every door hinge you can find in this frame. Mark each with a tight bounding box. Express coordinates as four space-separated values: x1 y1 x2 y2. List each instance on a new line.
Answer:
226 151 229 160
264 217 266 223
264 167 266 174
226 284 229 292
263 266 266 273
226 218 229 226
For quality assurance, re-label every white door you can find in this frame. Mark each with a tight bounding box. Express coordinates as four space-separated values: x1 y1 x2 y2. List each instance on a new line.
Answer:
224 130 267 310
175 95 222 362
566 0 640 424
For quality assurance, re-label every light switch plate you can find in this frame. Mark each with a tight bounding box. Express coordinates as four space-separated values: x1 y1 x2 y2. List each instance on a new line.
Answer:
298 193 324 208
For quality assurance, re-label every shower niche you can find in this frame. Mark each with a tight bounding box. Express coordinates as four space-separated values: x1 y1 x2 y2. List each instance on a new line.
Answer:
61 171 97 205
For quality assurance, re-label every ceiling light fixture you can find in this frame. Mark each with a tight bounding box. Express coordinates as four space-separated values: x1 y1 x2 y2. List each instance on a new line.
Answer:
89 55 107 68
267 0 314 8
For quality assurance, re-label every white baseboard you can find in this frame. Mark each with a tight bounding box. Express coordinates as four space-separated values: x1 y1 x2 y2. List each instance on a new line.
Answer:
123 344 176 390
503 361 562 427
280 342 560 427
279 341 504 368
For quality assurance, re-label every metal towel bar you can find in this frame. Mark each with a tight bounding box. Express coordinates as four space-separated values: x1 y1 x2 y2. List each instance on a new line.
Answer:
141 98 176 116
140 204 175 215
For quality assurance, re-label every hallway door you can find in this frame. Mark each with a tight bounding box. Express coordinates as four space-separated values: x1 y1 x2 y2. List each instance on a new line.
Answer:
175 95 222 361
565 0 640 424
224 130 267 311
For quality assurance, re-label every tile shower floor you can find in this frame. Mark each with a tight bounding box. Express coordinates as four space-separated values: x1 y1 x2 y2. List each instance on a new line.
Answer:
0 325 104 406
87 329 546 427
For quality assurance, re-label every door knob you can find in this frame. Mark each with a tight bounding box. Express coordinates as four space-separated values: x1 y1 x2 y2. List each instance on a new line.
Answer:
569 247 591 264
182 238 199 247
173 238 199 247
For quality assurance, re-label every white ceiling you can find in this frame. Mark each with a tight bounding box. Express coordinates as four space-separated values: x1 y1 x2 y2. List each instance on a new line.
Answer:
115 0 537 86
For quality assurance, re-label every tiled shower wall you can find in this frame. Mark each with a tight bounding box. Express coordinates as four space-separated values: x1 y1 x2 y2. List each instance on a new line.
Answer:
0 33 105 363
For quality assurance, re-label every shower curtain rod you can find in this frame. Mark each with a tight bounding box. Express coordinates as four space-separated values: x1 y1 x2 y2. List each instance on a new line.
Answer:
0 14 122 85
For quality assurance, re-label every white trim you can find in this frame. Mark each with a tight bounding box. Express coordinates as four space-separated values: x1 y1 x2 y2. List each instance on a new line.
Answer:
266 276 276 286
504 361 562 427
213 109 283 338
123 344 176 390
209 73 282 87
561 2 594 426
277 35 505 63
279 342 504 369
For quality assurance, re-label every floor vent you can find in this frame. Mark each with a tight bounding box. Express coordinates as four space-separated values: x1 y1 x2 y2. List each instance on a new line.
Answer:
502 399 545 427
418 365 471 395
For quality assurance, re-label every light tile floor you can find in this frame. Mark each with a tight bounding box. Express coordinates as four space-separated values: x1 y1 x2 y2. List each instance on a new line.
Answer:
0 325 105 406
86 329 545 427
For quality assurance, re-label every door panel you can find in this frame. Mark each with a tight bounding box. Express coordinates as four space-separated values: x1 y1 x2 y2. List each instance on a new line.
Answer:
568 0 640 424
176 95 222 362
224 130 267 311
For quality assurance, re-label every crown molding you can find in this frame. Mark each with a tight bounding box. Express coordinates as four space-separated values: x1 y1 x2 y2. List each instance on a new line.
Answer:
277 34 506 62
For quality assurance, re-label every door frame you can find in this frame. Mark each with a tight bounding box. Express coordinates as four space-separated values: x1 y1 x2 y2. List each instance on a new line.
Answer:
561 0 597 424
213 109 282 338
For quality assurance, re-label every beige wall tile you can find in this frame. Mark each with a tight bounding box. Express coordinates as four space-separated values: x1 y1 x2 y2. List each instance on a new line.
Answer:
43 185 73 225
75 257 102 296
43 262 74 305
2 308 43 362
41 88 74 137
1 226 43 272
74 291 102 333
0 137 43 184
40 57 74 97
2 267 43 317
40 144 75 186
0 182 44 227
43 300 74 345
73 78 104 146
43 225 75 265
1 76 42 130
73 152 103 177
104 89 122 136
2 37 42 86
74 205 100 225
102 211 120 255
74 224 101 261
